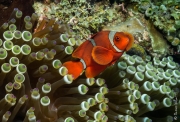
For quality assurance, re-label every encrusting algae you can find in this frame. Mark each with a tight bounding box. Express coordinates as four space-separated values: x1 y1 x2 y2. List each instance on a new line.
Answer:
0 6 179 122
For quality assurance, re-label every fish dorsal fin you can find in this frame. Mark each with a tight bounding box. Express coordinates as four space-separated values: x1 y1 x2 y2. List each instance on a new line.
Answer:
90 33 98 38
92 46 113 65
124 32 134 51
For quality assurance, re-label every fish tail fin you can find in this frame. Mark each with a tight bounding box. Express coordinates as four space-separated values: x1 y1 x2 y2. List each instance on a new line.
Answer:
63 61 83 79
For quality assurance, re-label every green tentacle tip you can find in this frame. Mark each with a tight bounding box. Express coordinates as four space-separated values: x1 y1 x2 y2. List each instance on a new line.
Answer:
1 63 11 73
36 52 44 60
3 40 13 50
41 37 48 45
16 10 22 18
9 18 16 24
25 22 32 30
13 30 22 39
3 31 13 41
78 84 88 95
16 64 27 74
24 16 31 23
42 83 51 93
65 46 74 55
9 57 19 67
40 96 50 106
78 110 86 117
52 59 62 69
60 34 69 42
64 117 74 122
22 31 32 42
68 38 76 46
2 23 8 29
0 48 7 59
94 111 103 120
32 37 41 46
14 73 25 83
9 24 17 32
21 44 31 55
12 45 21 55
81 101 90 111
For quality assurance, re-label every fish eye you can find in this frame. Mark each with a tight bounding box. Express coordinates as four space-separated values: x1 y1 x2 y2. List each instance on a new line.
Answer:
115 36 120 41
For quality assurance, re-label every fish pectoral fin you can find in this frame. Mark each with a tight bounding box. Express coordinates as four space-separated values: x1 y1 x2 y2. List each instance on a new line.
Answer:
92 46 113 65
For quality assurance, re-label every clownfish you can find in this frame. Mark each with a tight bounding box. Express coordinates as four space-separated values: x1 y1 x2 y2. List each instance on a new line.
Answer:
63 31 134 79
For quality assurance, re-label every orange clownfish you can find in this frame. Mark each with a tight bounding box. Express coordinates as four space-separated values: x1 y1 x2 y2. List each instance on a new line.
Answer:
63 31 134 79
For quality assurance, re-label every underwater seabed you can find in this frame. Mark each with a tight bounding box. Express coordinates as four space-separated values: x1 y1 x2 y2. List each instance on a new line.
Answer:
0 0 179 122
0 11 179 121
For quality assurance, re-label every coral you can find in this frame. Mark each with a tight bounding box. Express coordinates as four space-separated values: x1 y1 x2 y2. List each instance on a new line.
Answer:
33 0 123 39
0 8 179 122
131 0 180 50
